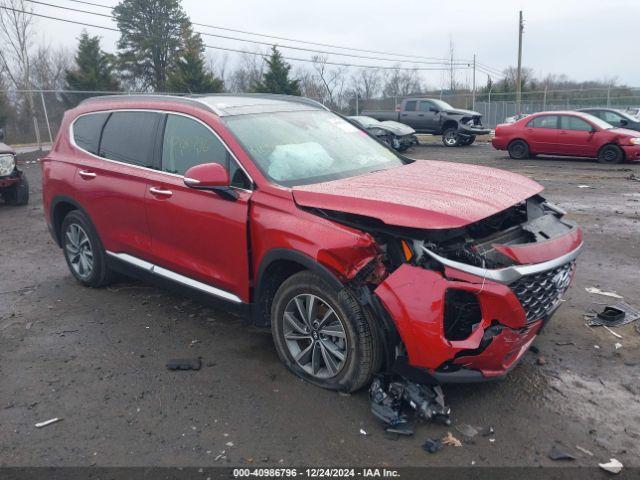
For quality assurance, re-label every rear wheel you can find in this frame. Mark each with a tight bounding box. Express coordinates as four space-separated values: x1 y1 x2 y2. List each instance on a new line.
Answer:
61 210 114 287
271 271 378 392
442 128 460 147
508 139 530 159
3 175 29 205
598 144 624 164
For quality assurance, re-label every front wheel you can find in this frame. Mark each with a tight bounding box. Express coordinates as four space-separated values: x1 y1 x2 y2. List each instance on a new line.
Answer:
461 135 476 146
442 128 460 147
271 271 379 392
508 139 530 159
598 144 624 164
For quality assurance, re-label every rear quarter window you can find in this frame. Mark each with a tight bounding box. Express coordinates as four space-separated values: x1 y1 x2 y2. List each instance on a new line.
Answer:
72 112 110 155
99 111 161 167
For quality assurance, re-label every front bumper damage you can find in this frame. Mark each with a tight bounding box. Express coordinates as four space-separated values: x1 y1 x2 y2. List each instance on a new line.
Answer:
374 224 582 383
457 123 491 138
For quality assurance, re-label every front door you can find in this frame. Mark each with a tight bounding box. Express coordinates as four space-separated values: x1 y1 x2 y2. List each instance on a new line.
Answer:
144 113 253 303
418 100 440 132
557 115 598 157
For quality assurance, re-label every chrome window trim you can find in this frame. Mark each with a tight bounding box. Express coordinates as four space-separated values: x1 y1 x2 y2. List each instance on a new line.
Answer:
421 242 583 285
107 251 242 304
69 108 255 191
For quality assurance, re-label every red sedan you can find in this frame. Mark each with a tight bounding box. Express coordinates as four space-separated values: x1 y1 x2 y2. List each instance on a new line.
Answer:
492 111 640 163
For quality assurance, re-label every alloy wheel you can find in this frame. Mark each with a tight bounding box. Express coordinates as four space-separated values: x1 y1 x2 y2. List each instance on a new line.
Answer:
444 131 458 146
64 223 94 279
282 293 348 379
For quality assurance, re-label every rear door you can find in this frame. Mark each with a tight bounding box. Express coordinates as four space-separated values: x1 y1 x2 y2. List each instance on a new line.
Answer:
71 110 160 258
144 113 253 302
399 100 421 129
557 115 598 157
524 115 561 154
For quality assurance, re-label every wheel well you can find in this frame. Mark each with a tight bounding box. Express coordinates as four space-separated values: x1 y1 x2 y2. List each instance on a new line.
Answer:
253 259 307 326
52 201 78 246
442 120 458 132
508 138 529 149
599 142 625 157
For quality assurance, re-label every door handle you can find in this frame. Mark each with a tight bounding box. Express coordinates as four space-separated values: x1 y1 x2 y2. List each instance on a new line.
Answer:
79 170 96 179
149 187 173 198
418 114 424 117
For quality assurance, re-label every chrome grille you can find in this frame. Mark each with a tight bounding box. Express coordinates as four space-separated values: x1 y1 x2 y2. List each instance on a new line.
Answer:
510 261 575 323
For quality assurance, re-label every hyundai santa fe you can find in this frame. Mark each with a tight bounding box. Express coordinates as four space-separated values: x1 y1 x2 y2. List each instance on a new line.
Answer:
43 94 583 391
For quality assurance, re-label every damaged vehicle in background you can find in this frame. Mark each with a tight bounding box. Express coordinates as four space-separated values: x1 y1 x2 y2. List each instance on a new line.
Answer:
43 94 582 392
0 129 29 206
348 115 419 152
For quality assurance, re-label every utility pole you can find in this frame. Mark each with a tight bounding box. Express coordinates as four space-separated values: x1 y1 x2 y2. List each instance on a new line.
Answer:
449 37 455 92
472 54 476 110
515 10 524 114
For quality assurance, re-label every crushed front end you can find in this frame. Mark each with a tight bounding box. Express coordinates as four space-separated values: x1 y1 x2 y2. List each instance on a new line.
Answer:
317 195 582 383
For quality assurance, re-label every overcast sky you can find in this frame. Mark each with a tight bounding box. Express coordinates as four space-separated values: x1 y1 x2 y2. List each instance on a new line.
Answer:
34 0 638 88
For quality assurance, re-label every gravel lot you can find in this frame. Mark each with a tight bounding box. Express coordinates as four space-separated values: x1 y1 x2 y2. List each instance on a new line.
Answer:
1 140 639 468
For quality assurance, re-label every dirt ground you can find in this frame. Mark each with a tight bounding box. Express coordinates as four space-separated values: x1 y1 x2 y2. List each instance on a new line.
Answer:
1 141 639 469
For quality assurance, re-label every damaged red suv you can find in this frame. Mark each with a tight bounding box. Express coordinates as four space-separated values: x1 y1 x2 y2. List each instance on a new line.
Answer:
42 95 582 391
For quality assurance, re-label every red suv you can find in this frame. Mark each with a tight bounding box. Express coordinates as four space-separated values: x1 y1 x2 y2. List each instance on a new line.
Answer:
43 95 583 391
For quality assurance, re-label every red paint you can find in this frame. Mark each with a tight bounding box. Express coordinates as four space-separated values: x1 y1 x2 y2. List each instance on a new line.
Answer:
492 111 640 161
293 160 543 229
493 226 582 264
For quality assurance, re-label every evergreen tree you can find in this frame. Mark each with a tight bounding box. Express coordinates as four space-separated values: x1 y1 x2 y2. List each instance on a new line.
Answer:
252 46 301 95
113 0 188 91
64 31 120 106
166 26 223 94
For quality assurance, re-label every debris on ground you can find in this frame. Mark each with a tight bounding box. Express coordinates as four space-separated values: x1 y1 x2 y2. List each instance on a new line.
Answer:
585 287 623 299
359 428 368 436
455 423 479 438
627 173 640 182
587 302 640 327
575 445 594 456
598 458 623 474
166 358 202 371
547 445 575 461
384 422 414 436
35 418 62 428
442 432 463 447
529 345 540 354
479 426 495 437
577 185 593 189
369 374 450 433
422 438 443 454
555 341 575 346
614 342 623 350
536 356 547 365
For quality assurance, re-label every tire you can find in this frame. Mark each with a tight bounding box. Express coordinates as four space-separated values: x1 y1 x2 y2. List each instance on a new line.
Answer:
461 135 476 146
271 271 379 392
61 210 114 287
442 128 460 147
508 139 530 159
3 175 29 206
598 144 624 164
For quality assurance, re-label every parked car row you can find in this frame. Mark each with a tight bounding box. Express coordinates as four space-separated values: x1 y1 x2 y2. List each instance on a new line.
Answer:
347 116 418 152
493 110 640 163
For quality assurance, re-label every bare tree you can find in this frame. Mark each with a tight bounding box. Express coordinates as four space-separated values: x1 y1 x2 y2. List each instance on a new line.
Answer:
311 55 347 109
382 67 423 98
227 51 264 93
0 0 40 141
350 68 382 100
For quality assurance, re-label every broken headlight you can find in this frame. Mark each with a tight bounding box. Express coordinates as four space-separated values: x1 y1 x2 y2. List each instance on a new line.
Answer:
0 153 16 176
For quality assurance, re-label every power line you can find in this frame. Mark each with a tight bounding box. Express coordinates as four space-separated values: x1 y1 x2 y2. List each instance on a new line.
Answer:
27 0 469 66
59 0 468 63
0 5 467 72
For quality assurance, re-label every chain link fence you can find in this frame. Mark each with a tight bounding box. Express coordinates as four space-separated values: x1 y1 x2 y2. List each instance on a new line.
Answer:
1 88 640 147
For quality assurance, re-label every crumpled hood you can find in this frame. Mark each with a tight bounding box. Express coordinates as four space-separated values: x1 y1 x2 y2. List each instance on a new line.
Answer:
292 160 543 230
0 142 15 155
378 121 416 136
445 108 482 117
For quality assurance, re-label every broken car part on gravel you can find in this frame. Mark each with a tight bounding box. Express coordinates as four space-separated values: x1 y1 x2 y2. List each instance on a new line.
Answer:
166 358 202 371
369 373 450 434
587 301 640 328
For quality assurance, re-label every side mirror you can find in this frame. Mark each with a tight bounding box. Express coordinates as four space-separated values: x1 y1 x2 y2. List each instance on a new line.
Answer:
0 128 5 142
620 119 628 126
183 163 237 200
429 107 439 113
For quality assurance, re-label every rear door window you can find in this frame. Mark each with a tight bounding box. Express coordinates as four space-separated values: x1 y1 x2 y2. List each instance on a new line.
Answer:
73 112 110 155
527 115 559 129
99 111 161 168
404 101 417 112
561 116 593 131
